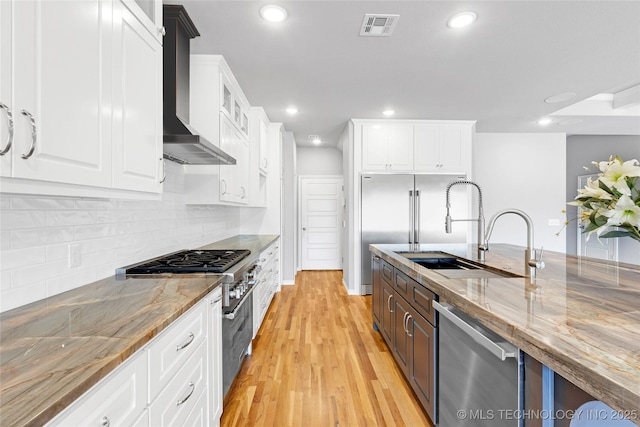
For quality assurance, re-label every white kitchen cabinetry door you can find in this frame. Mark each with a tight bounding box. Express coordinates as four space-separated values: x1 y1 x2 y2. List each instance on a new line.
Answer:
258 114 269 174
112 0 163 193
414 123 472 173
8 0 111 187
46 351 148 427
252 239 280 338
234 135 250 204
362 124 413 171
148 299 207 400
219 119 249 205
0 1 13 177
208 288 223 426
149 341 208 427
219 116 236 203
121 0 164 44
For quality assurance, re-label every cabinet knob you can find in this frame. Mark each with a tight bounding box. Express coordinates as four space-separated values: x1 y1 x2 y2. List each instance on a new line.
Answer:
158 26 166 37
101 416 110 427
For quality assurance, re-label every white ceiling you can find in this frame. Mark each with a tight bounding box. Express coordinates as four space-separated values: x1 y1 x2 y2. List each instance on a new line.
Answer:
174 0 640 147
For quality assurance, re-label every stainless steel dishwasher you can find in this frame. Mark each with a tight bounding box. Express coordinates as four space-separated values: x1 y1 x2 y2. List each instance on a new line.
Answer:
433 301 521 427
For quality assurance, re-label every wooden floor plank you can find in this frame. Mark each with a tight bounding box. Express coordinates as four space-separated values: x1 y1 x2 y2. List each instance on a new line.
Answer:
222 270 434 427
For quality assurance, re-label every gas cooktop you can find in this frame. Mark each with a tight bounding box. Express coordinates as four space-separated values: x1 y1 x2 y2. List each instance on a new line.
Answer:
117 249 252 277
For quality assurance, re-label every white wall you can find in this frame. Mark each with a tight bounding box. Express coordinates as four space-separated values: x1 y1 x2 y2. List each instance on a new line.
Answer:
0 161 252 312
474 133 567 253
281 131 297 284
565 135 640 265
297 147 343 175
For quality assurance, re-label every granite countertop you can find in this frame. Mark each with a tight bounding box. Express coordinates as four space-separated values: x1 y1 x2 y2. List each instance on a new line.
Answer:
370 243 640 417
0 234 279 427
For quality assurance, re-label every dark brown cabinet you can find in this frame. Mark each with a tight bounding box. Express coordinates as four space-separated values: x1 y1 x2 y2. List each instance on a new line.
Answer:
371 254 438 425
371 255 383 326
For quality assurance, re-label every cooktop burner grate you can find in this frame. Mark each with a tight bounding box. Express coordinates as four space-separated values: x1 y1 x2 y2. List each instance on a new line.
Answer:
125 249 252 274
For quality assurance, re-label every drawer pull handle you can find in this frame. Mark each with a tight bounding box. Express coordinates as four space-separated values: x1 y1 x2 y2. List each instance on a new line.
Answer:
20 110 37 159
101 416 110 427
0 102 13 155
176 382 195 406
159 158 166 183
387 294 394 312
176 332 195 351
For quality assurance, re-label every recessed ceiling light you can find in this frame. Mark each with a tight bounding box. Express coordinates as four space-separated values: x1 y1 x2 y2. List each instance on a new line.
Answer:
308 134 321 145
537 118 553 126
286 107 298 114
382 110 395 116
260 5 287 22
544 93 577 104
447 11 477 29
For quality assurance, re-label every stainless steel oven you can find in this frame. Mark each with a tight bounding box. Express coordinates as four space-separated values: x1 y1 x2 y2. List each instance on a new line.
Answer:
116 248 259 396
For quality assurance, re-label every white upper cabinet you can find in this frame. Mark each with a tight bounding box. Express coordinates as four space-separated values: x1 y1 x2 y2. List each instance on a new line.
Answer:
2 0 111 187
359 120 474 175
0 0 162 197
112 0 163 193
122 0 164 44
0 1 14 177
219 116 249 204
361 124 414 171
187 55 255 206
414 122 473 173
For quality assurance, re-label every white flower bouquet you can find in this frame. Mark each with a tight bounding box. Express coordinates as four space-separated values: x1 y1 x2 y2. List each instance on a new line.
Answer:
569 156 640 242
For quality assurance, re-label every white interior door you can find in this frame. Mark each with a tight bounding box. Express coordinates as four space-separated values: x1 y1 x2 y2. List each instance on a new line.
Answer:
577 174 618 261
300 176 343 270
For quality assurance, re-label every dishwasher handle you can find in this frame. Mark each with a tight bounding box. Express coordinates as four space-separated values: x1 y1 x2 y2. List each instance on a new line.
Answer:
433 301 517 361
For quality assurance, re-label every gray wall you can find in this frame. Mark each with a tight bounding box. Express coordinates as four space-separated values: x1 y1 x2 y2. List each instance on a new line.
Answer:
566 135 640 264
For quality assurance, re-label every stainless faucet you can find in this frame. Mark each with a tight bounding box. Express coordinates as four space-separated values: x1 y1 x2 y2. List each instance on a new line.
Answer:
480 209 545 278
445 180 485 261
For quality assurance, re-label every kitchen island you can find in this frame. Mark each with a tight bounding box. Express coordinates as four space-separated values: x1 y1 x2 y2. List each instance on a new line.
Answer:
370 243 640 420
0 235 278 427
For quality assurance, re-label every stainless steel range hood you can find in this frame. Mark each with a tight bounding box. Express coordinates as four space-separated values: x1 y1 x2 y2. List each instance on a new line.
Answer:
163 5 236 165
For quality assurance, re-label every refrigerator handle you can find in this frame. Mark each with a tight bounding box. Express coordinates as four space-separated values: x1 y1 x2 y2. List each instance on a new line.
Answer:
415 189 420 244
409 190 414 244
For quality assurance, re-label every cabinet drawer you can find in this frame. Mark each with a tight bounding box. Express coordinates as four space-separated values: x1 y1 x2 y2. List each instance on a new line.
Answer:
394 270 411 297
410 283 437 326
381 260 394 286
149 340 207 426
48 351 148 426
148 300 207 399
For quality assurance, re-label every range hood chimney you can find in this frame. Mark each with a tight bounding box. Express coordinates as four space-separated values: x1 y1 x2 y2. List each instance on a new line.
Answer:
163 5 236 165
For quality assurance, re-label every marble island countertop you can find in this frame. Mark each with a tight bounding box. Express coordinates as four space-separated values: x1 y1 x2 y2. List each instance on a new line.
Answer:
0 234 279 427
370 243 640 418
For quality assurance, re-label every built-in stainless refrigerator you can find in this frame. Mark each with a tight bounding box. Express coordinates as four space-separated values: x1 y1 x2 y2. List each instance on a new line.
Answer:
361 174 468 293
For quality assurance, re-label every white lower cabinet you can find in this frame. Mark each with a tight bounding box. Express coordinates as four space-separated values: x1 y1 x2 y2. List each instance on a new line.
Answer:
253 240 280 338
47 350 148 427
46 287 223 427
208 287 223 425
148 299 207 396
149 340 207 426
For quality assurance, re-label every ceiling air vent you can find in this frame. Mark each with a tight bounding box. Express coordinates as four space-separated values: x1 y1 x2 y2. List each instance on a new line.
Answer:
360 14 399 37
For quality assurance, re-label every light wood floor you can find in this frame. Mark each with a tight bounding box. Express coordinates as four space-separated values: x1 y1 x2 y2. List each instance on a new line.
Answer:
221 270 434 427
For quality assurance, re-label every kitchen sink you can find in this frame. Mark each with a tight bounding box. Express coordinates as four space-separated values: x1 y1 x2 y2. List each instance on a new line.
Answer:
399 252 479 270
398 251 520 278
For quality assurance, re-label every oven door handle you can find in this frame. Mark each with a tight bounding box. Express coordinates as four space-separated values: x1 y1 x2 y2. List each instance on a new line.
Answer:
223 286 255 320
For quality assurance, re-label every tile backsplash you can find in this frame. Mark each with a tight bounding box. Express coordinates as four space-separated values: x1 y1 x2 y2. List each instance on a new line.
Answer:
0 162 248 312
